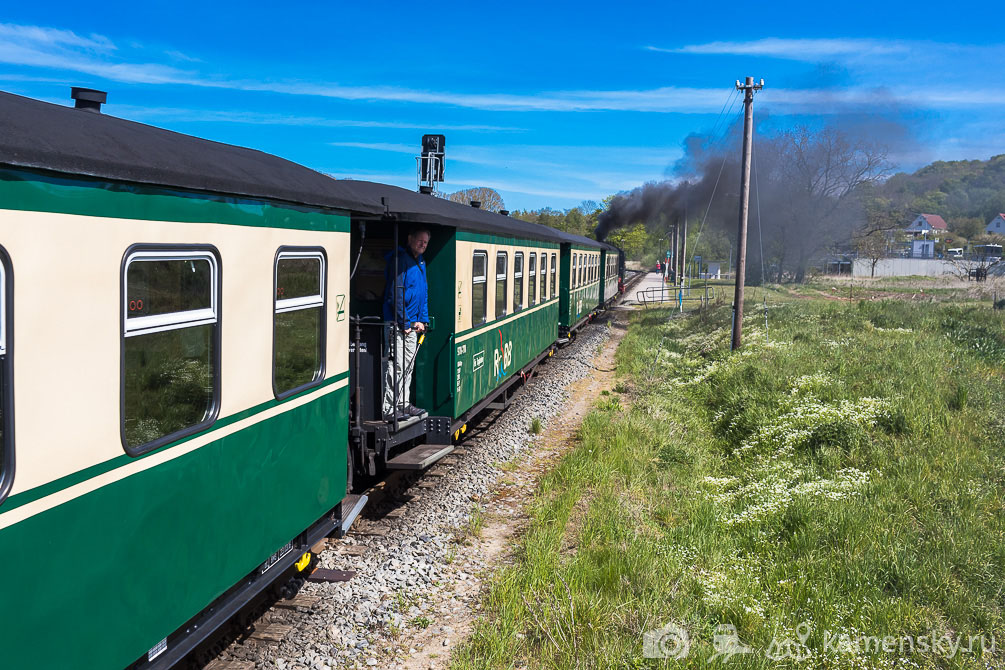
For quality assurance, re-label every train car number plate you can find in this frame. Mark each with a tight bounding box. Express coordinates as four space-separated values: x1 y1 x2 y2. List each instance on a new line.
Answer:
260 541 295 575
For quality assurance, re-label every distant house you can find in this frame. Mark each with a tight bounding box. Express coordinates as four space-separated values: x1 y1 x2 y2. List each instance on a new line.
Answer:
986 214 1005 236
905 213 948 236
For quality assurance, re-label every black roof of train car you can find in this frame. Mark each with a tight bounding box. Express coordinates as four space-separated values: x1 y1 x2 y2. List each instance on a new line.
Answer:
0 90 383 215
339 180 613 250
0 89 616 251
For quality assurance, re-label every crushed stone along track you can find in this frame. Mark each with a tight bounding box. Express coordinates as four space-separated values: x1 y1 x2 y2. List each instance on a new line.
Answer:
199 314 618 670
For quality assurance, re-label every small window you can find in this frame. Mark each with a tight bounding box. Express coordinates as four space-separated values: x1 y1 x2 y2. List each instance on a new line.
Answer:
528 253 537 305
495 251 508 319
551 253 557 298
539 253 548 301
122 248 219 454
572 254 577 288
472 251 487 326
0 248 12 504
513 252 524 312
274 249 326 398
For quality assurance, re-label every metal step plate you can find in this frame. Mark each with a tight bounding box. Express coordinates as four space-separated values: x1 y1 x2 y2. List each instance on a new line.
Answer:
340 494 369 535
385 444 454 471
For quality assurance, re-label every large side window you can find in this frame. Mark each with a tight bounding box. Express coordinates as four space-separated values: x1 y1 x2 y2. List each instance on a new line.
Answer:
528 253 537 305
513 252 524 312
472 251 487 326
572 254 578 288
539 252 548 301
551 253 557 298
122 248 219 455
495 251 508 319
274 249 326 398
0 248 12 504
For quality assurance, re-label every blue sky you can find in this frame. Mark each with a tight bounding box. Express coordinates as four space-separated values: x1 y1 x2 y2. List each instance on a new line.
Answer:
0 1 1001 211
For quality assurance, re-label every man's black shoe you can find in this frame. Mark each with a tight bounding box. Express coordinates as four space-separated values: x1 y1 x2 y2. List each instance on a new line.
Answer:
405 404 426 417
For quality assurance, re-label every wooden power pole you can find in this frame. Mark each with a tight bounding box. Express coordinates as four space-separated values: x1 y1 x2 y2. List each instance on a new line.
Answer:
731 76 763 351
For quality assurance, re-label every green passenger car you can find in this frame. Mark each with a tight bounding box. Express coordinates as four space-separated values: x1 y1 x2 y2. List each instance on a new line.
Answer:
559 240 603 336
0 90 380 670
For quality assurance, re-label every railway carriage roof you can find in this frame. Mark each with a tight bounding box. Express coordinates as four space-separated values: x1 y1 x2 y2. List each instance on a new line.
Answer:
339 180 607 249
0 90 383 215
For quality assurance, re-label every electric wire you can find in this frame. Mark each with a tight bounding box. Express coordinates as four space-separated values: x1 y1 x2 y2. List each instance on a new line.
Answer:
752 137 769 343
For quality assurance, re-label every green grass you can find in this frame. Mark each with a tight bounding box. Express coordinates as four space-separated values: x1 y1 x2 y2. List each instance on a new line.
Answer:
452 291 1005 669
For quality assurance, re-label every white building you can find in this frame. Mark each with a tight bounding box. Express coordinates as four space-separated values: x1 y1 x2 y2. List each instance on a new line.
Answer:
986 213 1005 236
911 239 935 258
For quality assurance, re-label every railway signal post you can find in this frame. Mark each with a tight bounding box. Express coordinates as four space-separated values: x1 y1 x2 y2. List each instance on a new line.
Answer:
731 76 764 350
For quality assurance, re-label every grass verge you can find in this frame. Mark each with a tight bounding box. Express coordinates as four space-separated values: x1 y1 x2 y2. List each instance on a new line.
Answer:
452 292 1005 669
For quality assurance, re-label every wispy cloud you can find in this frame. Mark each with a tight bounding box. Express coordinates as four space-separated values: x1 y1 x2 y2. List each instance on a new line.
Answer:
328 141 416 153
648 38 910 61
164 50 201 63
0 21 194 84
119 105 523 132
0 22 115 52
2 22 1001 116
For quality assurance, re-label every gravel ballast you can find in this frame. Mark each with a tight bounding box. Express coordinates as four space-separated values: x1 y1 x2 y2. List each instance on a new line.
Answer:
215 321 612 670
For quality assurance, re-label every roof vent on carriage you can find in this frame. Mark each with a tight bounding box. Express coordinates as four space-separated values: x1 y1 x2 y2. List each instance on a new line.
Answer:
470 200 481 208
500 210 510 216
70 87 107 113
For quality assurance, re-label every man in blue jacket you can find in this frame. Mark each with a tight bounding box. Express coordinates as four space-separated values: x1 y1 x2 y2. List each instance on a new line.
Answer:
382 227 430 421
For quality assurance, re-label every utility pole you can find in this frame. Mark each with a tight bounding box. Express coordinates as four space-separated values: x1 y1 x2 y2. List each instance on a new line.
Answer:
731 76 764 351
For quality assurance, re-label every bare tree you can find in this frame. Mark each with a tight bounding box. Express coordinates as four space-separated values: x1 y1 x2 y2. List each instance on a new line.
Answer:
444 187 505 213
770 127 894 281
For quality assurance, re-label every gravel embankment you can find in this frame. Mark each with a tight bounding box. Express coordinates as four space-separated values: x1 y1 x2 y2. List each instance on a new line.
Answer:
220 321 611 670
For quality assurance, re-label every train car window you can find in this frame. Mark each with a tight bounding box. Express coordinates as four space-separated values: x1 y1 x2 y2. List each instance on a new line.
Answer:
572 254 577 288
0 248 12 504
122 248 220 455
551 253 557 298
539 254 548 301
472 251 487 326
578 254 584 286
528 253 537 306
495 252 508 320
274 249 326 398
513 252 524 312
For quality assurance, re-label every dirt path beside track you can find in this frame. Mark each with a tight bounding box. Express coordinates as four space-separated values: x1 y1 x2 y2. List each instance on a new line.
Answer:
396 309 631 670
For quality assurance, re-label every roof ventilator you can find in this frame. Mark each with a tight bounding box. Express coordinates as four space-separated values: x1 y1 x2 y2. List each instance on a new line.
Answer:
71 87 107 113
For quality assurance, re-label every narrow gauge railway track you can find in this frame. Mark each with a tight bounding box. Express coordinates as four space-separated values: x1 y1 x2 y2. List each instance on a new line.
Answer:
193 300 632 670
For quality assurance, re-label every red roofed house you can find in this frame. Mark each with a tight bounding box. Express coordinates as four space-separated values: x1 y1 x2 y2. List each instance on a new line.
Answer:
985 214 1005 236
905 213 948 236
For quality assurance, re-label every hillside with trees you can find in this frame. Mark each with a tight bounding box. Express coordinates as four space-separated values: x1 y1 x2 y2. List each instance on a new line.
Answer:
868 154 1005 241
